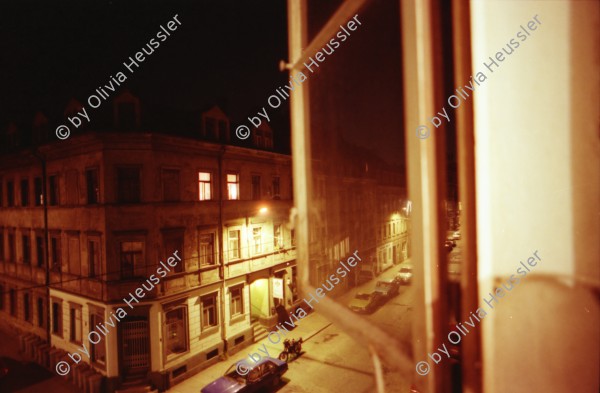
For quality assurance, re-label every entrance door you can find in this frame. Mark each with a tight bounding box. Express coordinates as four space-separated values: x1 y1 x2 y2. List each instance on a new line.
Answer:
121 319 150 377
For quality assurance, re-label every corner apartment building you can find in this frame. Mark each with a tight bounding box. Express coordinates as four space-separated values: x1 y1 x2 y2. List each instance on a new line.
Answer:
0 100 295 392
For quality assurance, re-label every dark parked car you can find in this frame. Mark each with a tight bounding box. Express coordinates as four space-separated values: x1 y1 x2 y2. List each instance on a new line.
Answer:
349 291 383 313
374 277 400 298
200 357 288 393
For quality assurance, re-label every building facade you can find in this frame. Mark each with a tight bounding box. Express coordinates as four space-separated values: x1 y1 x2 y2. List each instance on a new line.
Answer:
0 103 295 391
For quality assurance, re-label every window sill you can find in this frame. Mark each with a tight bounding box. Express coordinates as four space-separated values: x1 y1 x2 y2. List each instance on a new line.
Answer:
200 326 219 339
229 314 246 325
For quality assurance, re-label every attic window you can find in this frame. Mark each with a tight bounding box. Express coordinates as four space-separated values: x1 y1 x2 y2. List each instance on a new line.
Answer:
118 102 136 130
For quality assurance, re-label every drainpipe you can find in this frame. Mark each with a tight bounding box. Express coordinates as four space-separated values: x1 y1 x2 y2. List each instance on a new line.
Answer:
218 146 228 357
32 149 51 344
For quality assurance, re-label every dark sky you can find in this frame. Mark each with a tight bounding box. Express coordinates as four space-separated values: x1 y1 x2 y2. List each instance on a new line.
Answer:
0 0 290 141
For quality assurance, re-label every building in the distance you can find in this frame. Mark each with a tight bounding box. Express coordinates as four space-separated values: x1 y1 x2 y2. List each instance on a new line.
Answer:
0 93 296 392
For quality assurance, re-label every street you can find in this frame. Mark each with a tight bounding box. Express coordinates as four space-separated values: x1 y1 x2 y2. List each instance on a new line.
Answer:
171 262 415 393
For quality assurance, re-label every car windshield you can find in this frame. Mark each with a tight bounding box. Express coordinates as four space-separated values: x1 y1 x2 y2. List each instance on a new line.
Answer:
355 293 371 300
377 281 392 287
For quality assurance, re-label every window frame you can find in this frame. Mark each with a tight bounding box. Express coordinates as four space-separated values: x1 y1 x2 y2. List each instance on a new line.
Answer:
198 171 212 201
200 293 219 331
226 173 240 200
164 305 189 357
229 285 244 318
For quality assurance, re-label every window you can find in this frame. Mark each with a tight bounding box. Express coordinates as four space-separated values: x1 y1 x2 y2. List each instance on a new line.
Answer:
198 172 212 201
272 177 280 198
24 293 30 322
37 298 44 327
120 241 143 279
230 286 243 317
48 175 59 206
162 169 180 202
65 170 78 205
265 130 273 149
253 227 262 254
52 300 62 335
50 235 62 272
90 312 106 364
201 294 218 329
118 102 136 130
218 120 228 142
165 307 188 355
291 229 296 247
6 181 14 207
251 175 261 200
68 235 80 275
34 177 43 206
20 179 29 206
9 289 16 316
8 233 15 262
205 117 217 139
117 167 141 203
199 233 215 266
36 236 44 267
86 169 99 204
227 173 239 200
22 234 30 264
70 305 82 343
274 224 283 249
88 240 101 278
228 230 240 260
164 233 184 273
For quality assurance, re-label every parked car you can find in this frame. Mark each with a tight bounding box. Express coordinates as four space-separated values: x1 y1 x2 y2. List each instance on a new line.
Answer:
357 269 376 284
349 291 383 313
200 357 288 393
395 267 413 285
374 277 400 298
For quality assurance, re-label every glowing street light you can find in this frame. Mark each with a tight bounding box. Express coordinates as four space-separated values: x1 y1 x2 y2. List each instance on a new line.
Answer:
259 207 268 214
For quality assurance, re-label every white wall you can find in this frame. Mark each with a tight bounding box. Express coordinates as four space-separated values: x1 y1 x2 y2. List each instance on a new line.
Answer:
470 1 599 392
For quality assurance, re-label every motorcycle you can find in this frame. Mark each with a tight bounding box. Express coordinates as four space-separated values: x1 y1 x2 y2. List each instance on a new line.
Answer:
278 337 303 362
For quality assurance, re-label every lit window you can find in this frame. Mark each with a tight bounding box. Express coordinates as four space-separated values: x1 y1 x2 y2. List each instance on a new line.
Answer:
230 286 243 317
227 174 239 200
228 230 240 260
198 172 212 201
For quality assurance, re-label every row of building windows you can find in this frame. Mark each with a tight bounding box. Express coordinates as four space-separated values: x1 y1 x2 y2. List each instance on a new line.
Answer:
16 288 244 361
0 225 294 279
0 169 284 206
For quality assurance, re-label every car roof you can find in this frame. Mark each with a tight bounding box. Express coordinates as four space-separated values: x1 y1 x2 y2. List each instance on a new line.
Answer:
247 357 285 368
377 277 395 283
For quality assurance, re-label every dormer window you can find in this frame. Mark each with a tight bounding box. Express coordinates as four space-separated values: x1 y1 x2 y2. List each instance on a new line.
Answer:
113 91 141 130
200 106 230 143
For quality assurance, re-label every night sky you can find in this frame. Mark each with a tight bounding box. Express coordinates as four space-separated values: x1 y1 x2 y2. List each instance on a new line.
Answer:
0 0 290 146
